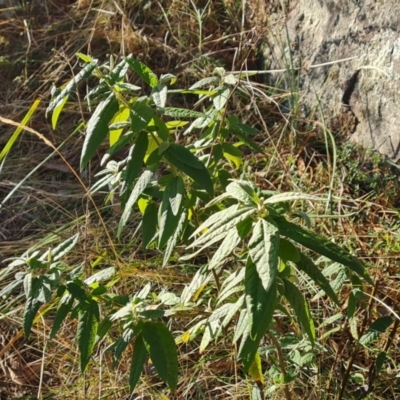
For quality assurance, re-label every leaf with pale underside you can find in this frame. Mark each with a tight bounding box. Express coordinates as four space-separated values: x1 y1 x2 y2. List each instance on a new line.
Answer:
248 219 279 292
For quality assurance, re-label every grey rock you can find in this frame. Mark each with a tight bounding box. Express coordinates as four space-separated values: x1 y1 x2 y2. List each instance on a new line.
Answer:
262 0 400 160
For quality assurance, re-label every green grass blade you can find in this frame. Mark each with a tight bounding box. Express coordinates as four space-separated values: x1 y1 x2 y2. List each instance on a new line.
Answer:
0 99 41 162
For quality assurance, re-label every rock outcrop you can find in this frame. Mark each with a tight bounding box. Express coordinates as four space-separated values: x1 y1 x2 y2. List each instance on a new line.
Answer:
263 0 400 160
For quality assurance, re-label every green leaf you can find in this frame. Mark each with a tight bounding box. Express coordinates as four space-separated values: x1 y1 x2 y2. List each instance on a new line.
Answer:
115 82 141 92
129 333 148 393
101 131 135 166
347 291 357 320
118 170 153 237
181 265 212 305
217 296 245 334
187 110 216 131
275 218 372 284
162 107 206 118
41 233 80 262
218 269 245 304
208 227 241 270
224 73 238 85
166 143 205 169
168 88 217 96
226 180 258 206
230 123 263 153
27 258 45 270
283 279 316 345
77 299 100 372
46 60 98 116
152 84 168 108
189 76 219 89
125 57 158 87
111 327 137 362
76 52 94 63
51 95 68 130
23 296 42 339
295 252 339 305
36 276 53 303
239 259 276 371
142 201 158 248
158 176 184 249
165 143 214 196
109 106 130 146
159 73 177 85
235 123 258 136
375 351 387 373
130 101 154 134
163 210 187 266
96 315 113 344
248 352 264 383
213 87 230 110
150 115 170 141
199 319 220 353
189 202 250 242
81 93 119 170
142 321 178 393
124 132 148 188
222 143 243 169
167 176 184 216
233 308 251 344
66 282 87 301
190 205 255 249
50 293 74 338
23 273 32 298
248 219 279 292
359 316 393 346
108 57 130 84
236 217 254 240
264 192 325 204
278 238 300 263
84 266 116 285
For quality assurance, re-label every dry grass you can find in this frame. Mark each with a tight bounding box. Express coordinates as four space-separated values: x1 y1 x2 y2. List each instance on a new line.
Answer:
1 1 400 399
